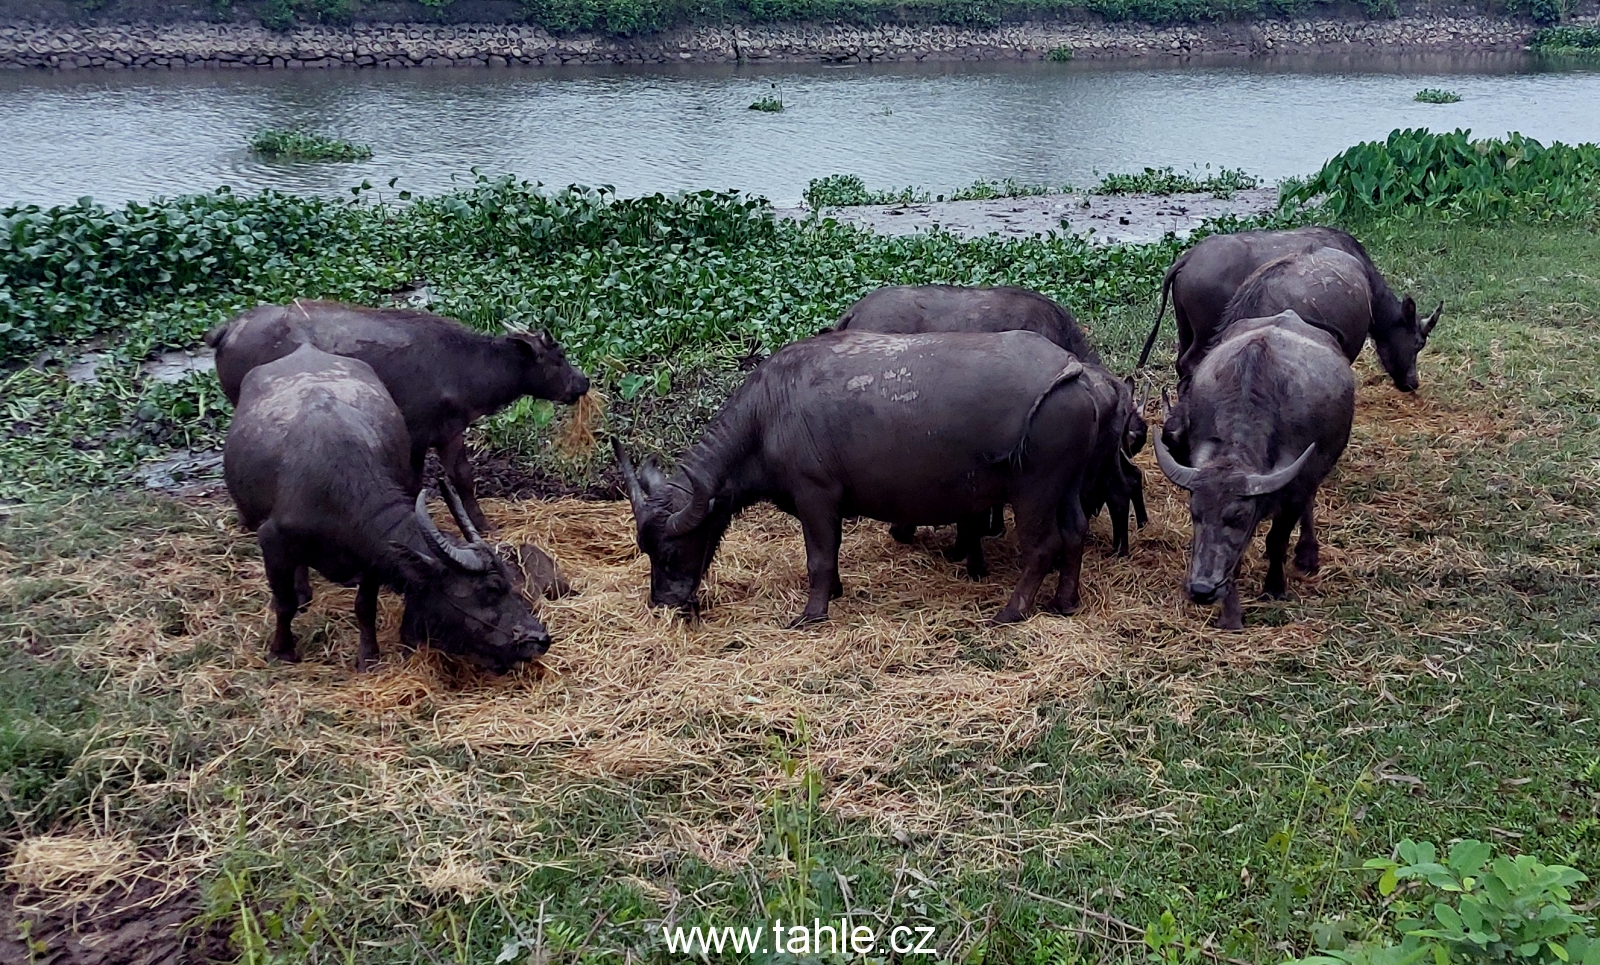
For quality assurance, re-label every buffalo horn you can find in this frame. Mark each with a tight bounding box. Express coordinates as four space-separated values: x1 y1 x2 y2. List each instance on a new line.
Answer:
1153 433 1200 491
612 438 648 515
1422 301 1444 339
414 489 489 573
1242 444 1317 497
663 465 713 537
439 478 484 545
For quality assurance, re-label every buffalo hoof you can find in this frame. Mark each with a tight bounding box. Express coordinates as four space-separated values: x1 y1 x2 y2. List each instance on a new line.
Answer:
942 543 969 563
1112 540 1130 558
965 561 989 581
990 606 1027 625
788 611 828 629
1210 614 1244 632
830 579 844 600
268 647 301 664
1295 545 1320 575
1042 598 1079 617
889 524 917 545
1261 586 1288 601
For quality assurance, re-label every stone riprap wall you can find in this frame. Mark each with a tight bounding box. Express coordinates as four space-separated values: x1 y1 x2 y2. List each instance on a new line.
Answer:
0 15 1540 70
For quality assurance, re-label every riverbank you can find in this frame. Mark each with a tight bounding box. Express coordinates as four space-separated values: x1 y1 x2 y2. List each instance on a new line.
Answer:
0 12 1556 70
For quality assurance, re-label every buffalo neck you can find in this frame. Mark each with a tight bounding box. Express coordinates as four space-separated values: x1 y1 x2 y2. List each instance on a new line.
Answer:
458 336 532 419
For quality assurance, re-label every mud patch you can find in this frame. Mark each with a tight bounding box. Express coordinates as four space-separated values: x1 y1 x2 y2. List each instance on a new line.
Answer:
0 880 230 965
775 188 1280 243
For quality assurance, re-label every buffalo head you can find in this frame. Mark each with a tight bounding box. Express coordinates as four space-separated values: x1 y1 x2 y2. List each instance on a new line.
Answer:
1373 297 1443 393
396 485 552 672
508 329 591 404
1155 433 1315 607
613 439 730 616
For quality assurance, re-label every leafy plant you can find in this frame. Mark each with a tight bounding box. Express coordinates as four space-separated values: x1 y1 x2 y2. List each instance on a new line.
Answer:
1047 44 1075 60
1094 165 1260 198
749 84 785 112
249 129 373 162
1283 127 1600 222
804 173 1063 208
1290 839 1600 965
1529 24 1600 53
1414 88 1462 104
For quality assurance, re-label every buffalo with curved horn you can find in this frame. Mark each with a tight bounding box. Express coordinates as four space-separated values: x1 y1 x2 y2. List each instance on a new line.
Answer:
1155 310 1355 630
224 344 552 672
613 330 1111 626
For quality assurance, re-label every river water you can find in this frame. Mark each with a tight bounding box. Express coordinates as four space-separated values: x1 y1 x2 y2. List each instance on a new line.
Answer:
2 52 1597 208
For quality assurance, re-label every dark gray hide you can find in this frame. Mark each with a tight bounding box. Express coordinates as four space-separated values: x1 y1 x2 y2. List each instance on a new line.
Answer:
834 284 1101 364
614 330 1104 626
833 284 1139 563
223 345 552 672
1154 310 1355 630
1136 227 1441 390
208 299 591 532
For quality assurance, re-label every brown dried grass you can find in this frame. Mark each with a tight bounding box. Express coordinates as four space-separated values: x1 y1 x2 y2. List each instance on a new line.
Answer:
5 363 1566 908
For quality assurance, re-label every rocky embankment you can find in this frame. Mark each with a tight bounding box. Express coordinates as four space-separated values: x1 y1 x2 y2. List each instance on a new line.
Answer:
0 14 1541 70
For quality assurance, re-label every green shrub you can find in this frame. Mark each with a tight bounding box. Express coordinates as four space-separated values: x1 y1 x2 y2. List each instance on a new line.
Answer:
1289 839 1600 965
249 129 373 162
1283 128 1600 221
1529 24 1600 52
1047 44 1075 60
1414 87 1462 103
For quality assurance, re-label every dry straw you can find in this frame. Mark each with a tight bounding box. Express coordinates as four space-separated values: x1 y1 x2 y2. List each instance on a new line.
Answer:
2 367 1561 912
553 389 607 458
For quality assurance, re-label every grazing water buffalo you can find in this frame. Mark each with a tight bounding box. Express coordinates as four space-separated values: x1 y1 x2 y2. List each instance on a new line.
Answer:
208 299 591 532
834 284 1139 560
834 285 1101 364
1154 310 1355 630
224 345 551 671
613 330 1106 626
1135 227 1441 390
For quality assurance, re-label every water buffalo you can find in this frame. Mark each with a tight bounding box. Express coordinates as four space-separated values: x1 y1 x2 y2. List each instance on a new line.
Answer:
1154 310 1355 630
208 299 591 532
833 283 1138 562
224 345 552 671
613 330 1106 626
834 284 1101 364
1135 227 1441 391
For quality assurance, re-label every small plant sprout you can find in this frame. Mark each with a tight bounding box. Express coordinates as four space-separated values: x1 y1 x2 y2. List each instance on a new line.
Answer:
1414 87 1462 103
1047 45 1074 61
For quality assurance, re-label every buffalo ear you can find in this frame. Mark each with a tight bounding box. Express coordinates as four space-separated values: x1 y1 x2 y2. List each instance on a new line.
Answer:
391 542 445 585
640 456 669 492
1401 295 1418 325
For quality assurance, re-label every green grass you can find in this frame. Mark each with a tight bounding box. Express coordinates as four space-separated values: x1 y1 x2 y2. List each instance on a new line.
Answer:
3 213 1599 962
1413 87 1462 103
248 128 373 162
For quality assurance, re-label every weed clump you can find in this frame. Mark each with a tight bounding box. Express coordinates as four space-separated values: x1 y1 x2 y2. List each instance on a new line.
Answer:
1093 165 1259 198
248 129 373 162
1413 87 1462 103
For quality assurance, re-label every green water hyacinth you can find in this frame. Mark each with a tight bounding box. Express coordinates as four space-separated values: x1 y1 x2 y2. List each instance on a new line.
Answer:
1414 87 1462 103
249 129 373 162
1284 127 1600 221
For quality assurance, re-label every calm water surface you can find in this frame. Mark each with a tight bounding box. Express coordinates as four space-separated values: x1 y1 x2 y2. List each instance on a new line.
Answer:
1 52 1597 207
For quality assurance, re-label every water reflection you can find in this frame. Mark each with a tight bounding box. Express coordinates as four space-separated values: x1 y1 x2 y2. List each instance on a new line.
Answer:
1 51 1596 207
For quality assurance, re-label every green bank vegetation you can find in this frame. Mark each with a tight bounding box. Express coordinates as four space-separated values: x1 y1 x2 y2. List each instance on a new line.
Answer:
1092 163 1260 197
1529 24 1600 53
4 131 1600 961
803 173 1063 208
215 0 1574 36
248 128 374 161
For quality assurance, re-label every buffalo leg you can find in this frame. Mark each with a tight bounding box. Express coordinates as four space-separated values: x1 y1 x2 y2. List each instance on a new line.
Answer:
1294 502 1320 574
986 506 1005 538
1216 578 1244 631
257 522 301 663
354 575 381 671
294 566 313 612
792 499 843 627
994 497 1063 624
1263 511 1297 600
889 524 917 544
1046 493 1089 616
440 433 492 534
1108 491 1131 557
947 515 989 580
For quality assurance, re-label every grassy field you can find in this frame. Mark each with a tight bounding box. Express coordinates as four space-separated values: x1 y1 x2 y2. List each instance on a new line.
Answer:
2 200 1598 962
